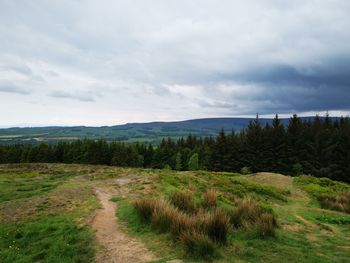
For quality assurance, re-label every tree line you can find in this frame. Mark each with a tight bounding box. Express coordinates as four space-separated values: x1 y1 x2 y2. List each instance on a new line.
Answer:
0 114 349 182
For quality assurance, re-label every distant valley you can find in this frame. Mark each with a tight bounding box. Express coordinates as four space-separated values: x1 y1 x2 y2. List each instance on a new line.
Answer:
0 116 335 144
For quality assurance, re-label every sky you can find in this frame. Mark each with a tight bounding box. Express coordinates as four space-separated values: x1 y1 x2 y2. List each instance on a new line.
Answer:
0 0 350 127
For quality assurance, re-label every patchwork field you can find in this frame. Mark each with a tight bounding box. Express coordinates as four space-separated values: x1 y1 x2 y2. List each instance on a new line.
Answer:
0 164 349 262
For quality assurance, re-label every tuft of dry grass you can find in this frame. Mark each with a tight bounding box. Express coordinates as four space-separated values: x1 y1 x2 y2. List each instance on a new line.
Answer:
170 190 196 213
180 231 216 259
203 208 230 244
229 197 262 227
202 189 218 209
133 199 156 221
228 197 278 237
188 183 197 192
170 211 196 238
256 213 278 238
318 192 350 214
151 199 178 232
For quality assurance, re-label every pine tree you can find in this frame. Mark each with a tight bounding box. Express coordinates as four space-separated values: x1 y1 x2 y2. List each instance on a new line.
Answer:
188 153 199 171
175 152 182 170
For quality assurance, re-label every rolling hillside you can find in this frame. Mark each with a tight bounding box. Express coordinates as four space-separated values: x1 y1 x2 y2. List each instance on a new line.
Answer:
0 117 335 144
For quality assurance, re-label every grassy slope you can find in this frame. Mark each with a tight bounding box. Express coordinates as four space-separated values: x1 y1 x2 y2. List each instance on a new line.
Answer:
114 170 350 262
0 164 349 262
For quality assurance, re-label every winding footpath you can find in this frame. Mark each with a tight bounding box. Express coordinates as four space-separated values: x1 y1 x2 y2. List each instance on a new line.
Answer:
92 188 156 263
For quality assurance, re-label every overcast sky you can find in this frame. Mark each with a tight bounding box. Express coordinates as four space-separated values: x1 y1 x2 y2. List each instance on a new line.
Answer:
1 0 350 127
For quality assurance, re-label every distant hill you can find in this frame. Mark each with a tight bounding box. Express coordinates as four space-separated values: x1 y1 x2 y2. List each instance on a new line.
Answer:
0 117 336 144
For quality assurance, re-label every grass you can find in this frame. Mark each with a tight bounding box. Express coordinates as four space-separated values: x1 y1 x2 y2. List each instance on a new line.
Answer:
132 196 230 259
1 164 350 262
202 189 218 209
0 164 99 263
170 190 196 213
294 176 350 197
180 231 216 260
0 216 95 263
318 192 350 214
295 176 350 213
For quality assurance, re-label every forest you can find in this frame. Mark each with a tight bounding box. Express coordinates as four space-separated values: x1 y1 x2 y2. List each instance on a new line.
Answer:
1 114 349 183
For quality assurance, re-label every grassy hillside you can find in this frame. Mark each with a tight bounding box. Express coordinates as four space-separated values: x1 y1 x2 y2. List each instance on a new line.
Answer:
0 117 330 144
0 164 349 262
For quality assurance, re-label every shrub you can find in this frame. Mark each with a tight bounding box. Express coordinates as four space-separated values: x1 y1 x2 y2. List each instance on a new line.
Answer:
292 163 303 176
180 231 216 259
163 164 172 170
256 213 277 238
240 166 251 175
203 209 230 244
188 153 199 171
318 192 350 214
170 190 196 213
133 199 156 221
202 189 218 209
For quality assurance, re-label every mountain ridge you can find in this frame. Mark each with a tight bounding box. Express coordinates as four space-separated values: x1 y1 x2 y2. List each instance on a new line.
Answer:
0 116 339 144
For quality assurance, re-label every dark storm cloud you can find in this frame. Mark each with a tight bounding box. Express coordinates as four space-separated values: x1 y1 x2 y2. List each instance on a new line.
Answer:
217 57 350 113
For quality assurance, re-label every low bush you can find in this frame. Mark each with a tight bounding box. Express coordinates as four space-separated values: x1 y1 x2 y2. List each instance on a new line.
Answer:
240 166 252 175
180 231 216 260
202 189 218 209
170 190 196 213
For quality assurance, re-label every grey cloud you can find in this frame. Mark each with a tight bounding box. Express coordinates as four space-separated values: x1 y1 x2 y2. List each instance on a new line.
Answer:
0 1 350 126
0 64 33 76
0 80 30 94
49 90 96 102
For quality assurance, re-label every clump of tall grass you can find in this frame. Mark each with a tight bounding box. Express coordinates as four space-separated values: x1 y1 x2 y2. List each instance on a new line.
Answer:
170 211 196 238
151 199 178 232
133 199 156 221
202 209 230 244
202 189 218 209
228 197 278 237
256 213 277 237
180 231 216 259
318 192 350 214
170 190 196 213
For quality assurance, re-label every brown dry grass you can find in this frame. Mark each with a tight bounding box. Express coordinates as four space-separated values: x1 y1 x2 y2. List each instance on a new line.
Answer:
170 190 196 213
318 192 350 214
202 189 218 209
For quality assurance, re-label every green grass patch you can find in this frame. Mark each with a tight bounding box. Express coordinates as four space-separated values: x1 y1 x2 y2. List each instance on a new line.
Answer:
0 216 95 263
294 176 350 197
315 215 350 225
110 197 124 202
0 178 62 202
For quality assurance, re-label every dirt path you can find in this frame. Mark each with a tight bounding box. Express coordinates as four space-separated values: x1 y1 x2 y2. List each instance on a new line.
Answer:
92 188 156 263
